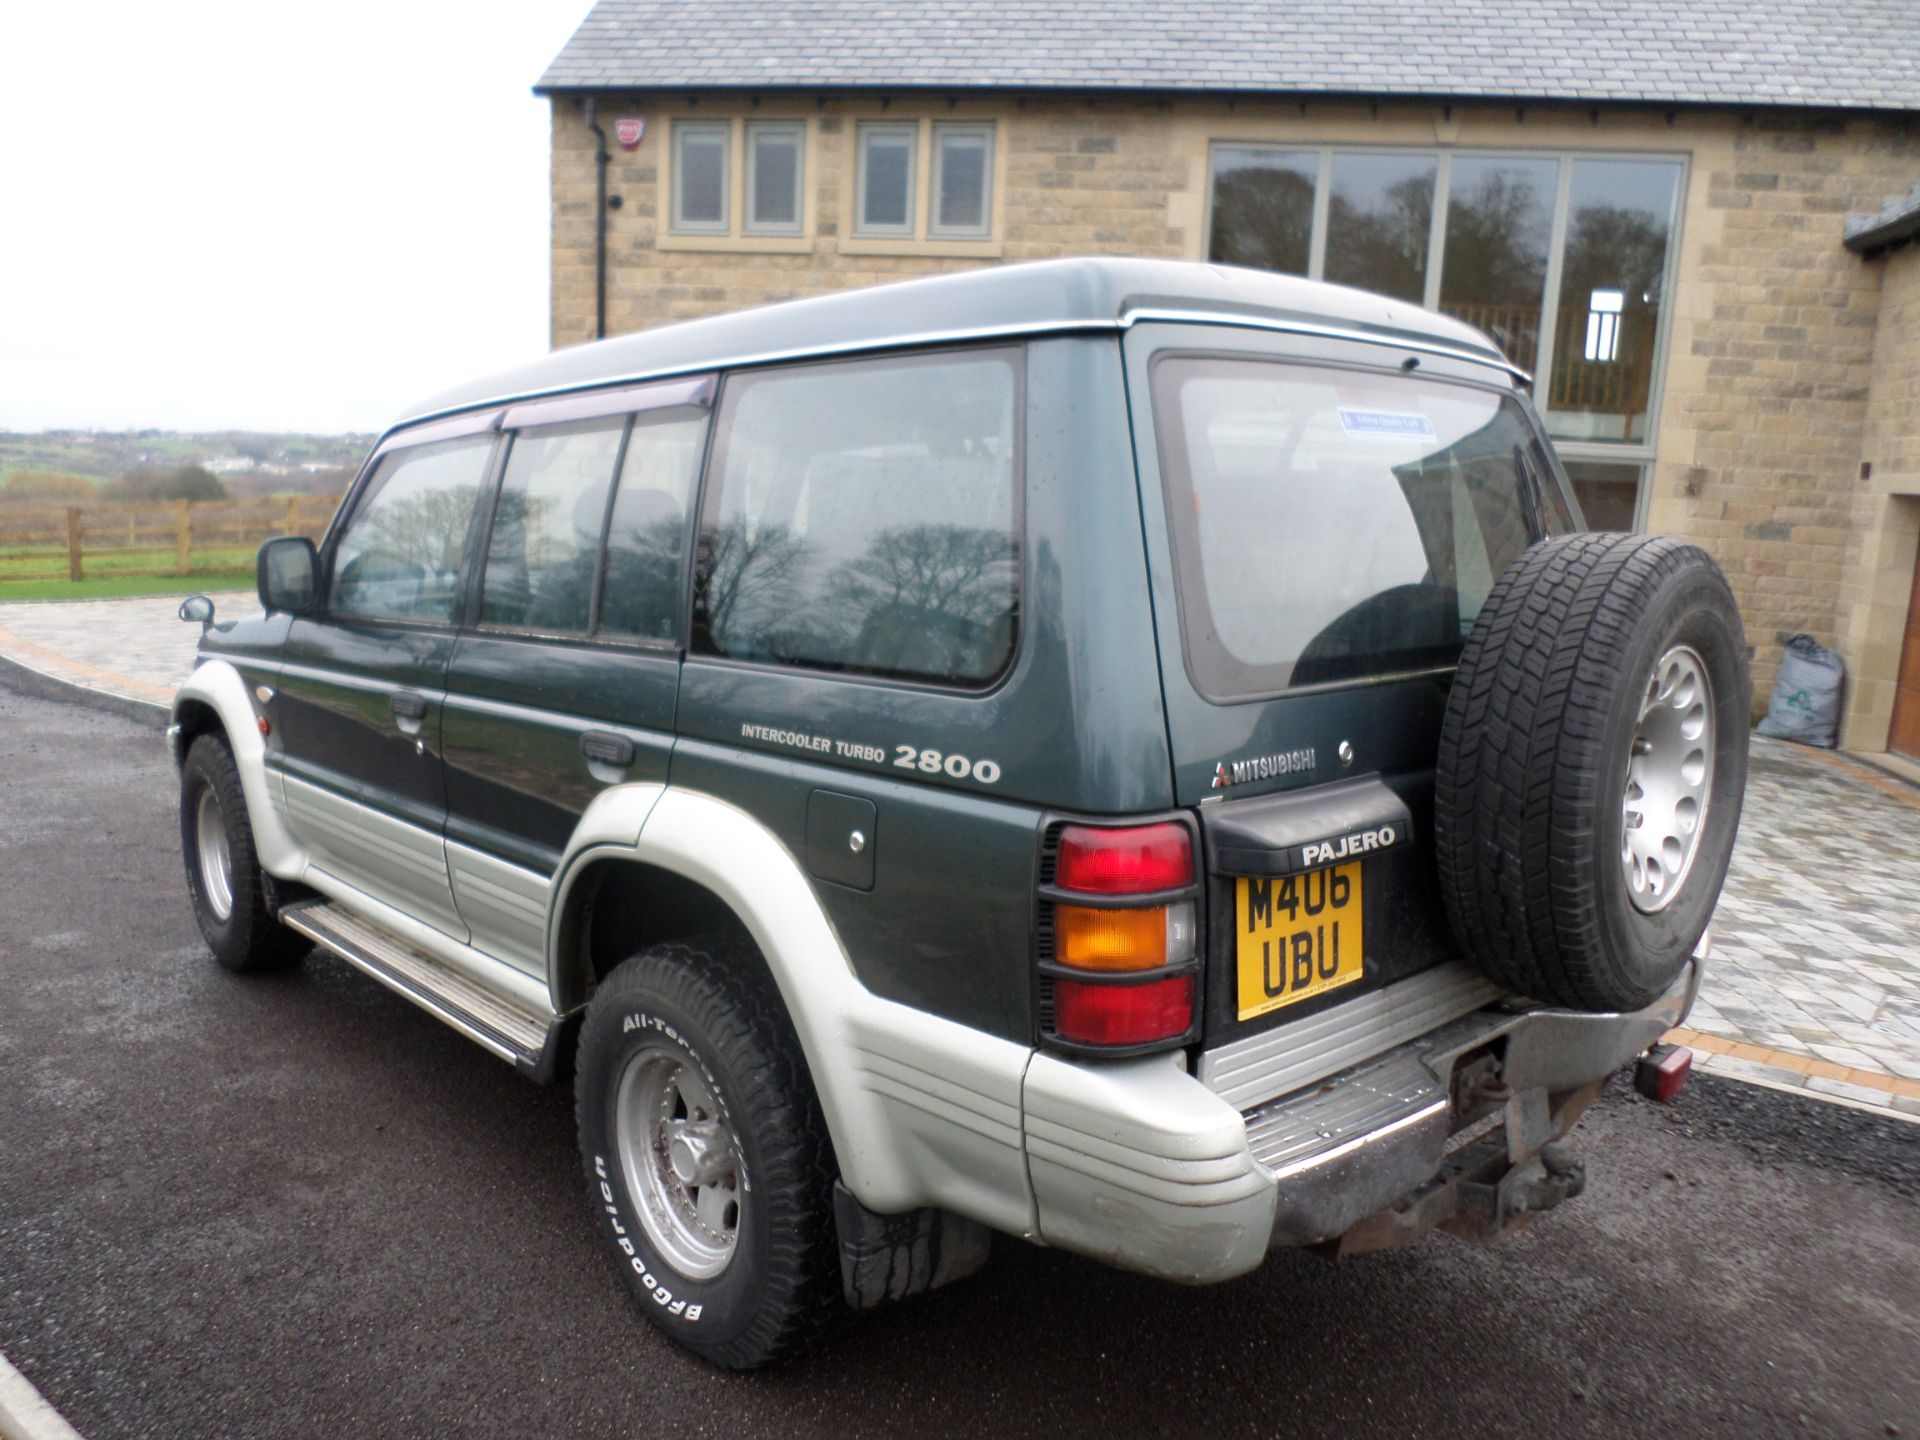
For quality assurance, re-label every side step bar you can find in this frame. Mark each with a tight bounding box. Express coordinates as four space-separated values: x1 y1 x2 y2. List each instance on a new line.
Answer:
280 899 561 1078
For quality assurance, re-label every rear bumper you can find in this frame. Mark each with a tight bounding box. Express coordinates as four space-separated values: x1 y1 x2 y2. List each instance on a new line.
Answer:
1020 944 1703 1283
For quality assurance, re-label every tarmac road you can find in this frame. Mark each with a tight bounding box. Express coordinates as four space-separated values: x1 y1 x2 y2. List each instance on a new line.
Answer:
1 678 1915 1440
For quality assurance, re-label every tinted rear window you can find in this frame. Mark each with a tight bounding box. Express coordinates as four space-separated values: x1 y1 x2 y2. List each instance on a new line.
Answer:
1152 355 1559 699
692 349 1020 687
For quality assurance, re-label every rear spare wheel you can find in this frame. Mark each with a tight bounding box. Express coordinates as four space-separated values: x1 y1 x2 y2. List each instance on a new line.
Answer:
1435 533 1749 1012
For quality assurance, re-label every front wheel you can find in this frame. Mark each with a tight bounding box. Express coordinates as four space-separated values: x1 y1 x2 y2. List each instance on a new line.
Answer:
574 940 843 1369
179 734 307 973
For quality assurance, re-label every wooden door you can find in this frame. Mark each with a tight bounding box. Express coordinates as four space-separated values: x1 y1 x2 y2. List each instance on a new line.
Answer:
1891 548 1920 759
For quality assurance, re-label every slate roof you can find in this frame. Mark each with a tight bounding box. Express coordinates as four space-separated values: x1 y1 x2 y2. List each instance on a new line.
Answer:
399 257 1509 424
1845 181 1920 253
536 0 1920 112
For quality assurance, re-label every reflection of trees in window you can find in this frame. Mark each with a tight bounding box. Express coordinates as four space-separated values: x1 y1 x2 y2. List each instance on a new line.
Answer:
600 511 690 639
1209 159 1314 274
349 485 480 572
334 483 480 619
701 520 1015 682
698 520 813 654
1324 168 1433 301
1438 163 1555 370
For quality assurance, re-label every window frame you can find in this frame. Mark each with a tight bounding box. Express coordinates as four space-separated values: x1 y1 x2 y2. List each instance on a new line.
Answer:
459 377 717 650
743 120 806 237
1200 141 1689 506
670 119 733 236
319 420 502 632
929 122 995 240
472 415 634 640
853 121 921 239
688 343 1028 694
1146 346 1572 704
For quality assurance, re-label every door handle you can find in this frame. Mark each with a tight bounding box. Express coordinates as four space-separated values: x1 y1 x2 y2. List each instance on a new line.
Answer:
391 692 428 721
580 730 636 768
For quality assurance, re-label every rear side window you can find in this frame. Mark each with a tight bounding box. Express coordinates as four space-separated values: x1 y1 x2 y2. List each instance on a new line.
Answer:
480 419 625 633
330 435 494 624
598 409 708 641
693 349 1020 687
1151 355 1561 699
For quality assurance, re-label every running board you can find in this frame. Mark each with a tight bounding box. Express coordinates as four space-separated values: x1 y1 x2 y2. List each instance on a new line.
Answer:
280 898 558 1074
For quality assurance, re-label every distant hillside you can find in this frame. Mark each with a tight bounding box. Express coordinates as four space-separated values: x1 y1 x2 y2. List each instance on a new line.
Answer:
0 429 376 493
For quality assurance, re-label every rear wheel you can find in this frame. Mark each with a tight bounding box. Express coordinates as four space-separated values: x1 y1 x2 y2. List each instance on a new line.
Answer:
180 734 308 973
575 939 843 1368
1435 533 1749 1011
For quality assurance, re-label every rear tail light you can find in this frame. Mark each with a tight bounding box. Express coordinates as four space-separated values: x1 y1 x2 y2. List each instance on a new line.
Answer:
1056 824 1194 894
1039 820 1200 1054
1054 976 1196 1047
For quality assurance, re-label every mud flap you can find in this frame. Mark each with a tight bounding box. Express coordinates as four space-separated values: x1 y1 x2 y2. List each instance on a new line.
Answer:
833 1181 993 1310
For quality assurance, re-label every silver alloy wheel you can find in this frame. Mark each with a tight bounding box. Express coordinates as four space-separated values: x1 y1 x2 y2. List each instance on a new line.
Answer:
1620 644 1715 914
614 1042 742 1280
195 786 236 922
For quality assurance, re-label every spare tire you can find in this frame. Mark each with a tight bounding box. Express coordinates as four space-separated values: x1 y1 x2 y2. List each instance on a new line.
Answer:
1435 533 1750 1012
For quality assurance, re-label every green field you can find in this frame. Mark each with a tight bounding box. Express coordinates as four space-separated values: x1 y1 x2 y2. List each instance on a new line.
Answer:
0 541 256 601
0 571 256 602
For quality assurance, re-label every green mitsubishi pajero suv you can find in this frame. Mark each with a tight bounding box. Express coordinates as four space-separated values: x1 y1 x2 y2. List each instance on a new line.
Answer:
169 258 1748 1368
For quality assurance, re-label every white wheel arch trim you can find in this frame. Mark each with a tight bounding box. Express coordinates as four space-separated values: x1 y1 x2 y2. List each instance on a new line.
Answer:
170 660 308 880
548 786 1039 1237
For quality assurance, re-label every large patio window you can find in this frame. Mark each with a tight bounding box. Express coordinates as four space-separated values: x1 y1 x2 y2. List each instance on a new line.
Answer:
1206 144 1685 527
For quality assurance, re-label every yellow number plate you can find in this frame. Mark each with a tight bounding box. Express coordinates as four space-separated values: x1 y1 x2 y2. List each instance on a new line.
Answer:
1234 864 1364 1021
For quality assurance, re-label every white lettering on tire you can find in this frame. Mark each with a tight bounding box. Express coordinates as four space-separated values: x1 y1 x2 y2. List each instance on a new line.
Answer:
594 1149 703 1323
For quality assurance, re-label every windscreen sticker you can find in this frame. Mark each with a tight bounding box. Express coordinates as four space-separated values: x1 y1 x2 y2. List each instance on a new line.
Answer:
1337 408 1436 440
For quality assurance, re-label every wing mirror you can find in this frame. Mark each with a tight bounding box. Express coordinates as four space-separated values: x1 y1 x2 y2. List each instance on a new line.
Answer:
257 536 318 614
178 594 215 629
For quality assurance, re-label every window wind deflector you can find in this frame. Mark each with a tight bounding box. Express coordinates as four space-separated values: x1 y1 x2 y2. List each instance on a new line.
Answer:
502 374 716 431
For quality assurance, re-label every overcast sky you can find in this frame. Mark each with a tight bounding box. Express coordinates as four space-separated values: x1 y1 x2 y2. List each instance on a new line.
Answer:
0 1 591 435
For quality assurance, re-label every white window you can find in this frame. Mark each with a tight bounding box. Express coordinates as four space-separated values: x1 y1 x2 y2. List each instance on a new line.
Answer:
671 121 730 234
931 123 994 238
855 123 919 237
746 121 804 236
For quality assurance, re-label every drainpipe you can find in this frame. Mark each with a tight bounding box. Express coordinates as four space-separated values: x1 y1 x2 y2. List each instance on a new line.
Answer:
583 96 610 340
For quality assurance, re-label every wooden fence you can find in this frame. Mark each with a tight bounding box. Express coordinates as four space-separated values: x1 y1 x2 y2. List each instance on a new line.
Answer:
0 495 343 583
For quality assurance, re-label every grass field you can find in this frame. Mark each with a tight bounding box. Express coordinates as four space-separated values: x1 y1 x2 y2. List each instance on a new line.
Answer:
0 544 256 579
0 542 255 601
0 571 255 602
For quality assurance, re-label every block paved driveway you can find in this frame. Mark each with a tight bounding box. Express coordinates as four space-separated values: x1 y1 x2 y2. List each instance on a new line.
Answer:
1 594 1918 1115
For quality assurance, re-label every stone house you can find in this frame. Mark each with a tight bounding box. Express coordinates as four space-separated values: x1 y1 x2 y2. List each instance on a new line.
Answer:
536 0 1920 760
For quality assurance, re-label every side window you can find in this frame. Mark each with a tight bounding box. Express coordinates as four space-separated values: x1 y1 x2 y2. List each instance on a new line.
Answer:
479 419 625 633
694 349 1020 686
330 435 494 624
598 410 708 641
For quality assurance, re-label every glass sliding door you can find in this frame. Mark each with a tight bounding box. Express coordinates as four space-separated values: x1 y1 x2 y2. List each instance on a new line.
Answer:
1541 159 1683 444
1437 156 1560 375
1208 147 1318 275
1322 152 1437 302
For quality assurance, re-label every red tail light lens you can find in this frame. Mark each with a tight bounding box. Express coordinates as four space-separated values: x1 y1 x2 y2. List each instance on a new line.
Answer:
1053 976 1196 1047
1055 823 1193 895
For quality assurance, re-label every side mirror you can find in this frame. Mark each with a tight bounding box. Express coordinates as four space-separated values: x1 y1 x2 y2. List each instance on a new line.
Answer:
258 536 318 614
178 594 215 629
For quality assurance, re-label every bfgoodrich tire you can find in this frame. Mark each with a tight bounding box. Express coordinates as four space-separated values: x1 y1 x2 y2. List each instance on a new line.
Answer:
1435 533 1750 1012
574 940 843 1369
180 734 308 973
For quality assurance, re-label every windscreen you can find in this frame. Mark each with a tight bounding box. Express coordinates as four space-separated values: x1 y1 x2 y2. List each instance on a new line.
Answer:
1151 355 1562 699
